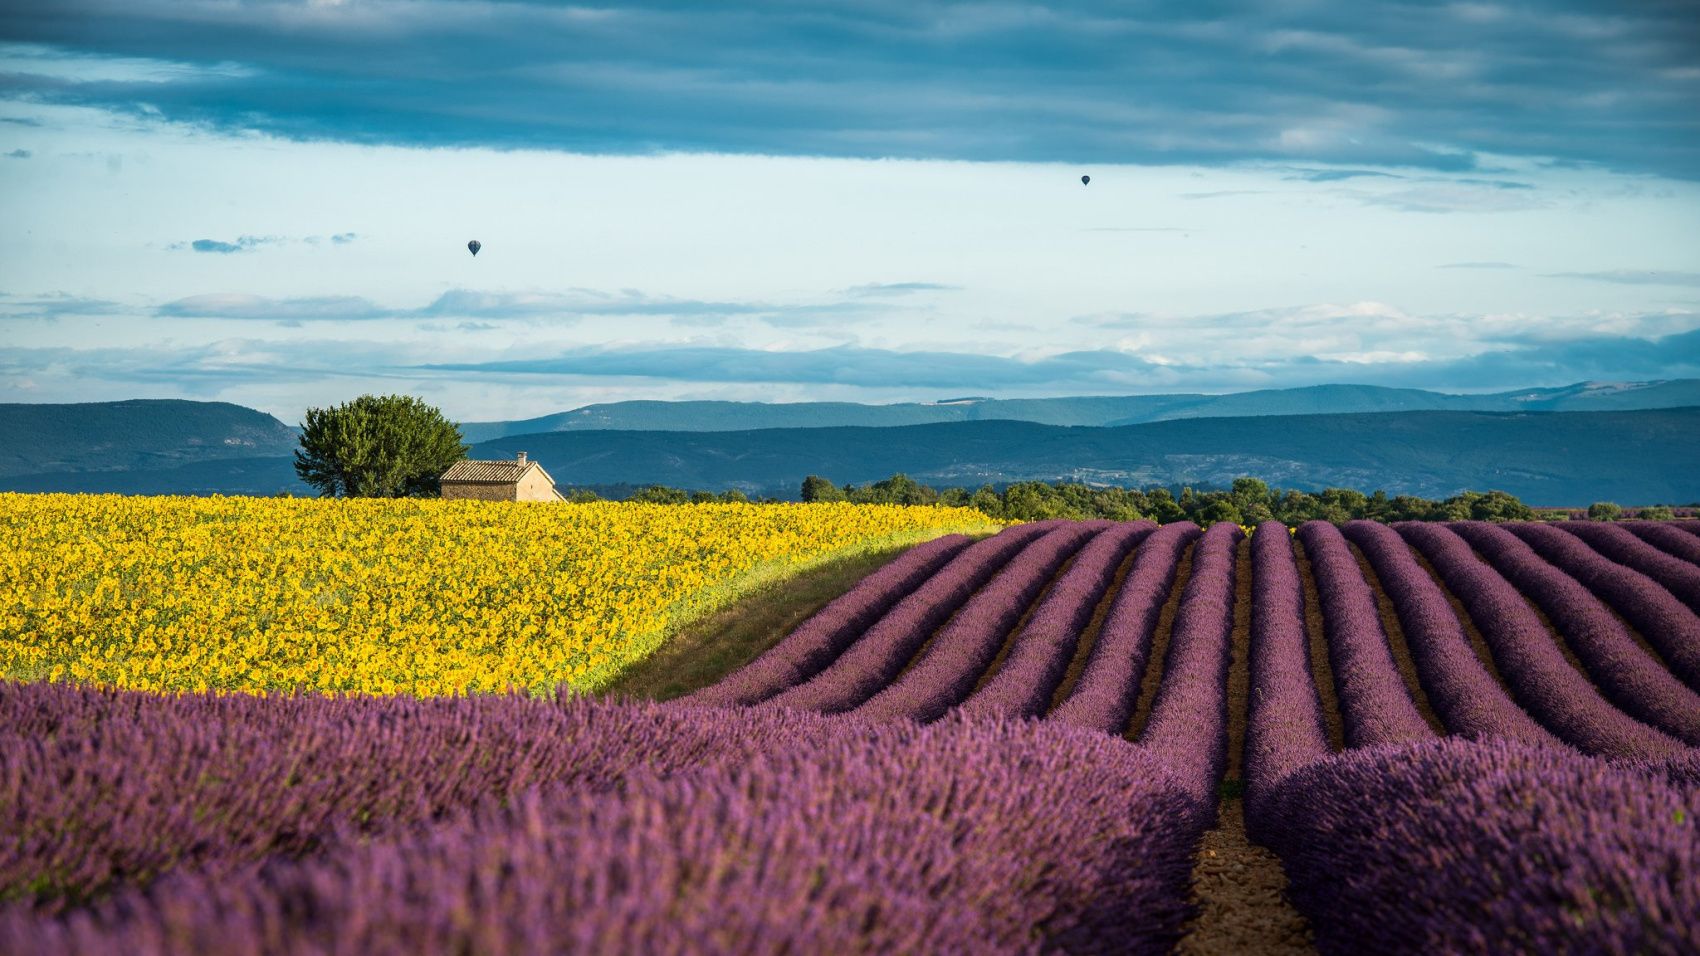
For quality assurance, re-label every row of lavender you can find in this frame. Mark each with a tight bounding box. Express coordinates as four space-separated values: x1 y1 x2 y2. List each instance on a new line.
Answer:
0 685 1199 954
1248 520 1699 953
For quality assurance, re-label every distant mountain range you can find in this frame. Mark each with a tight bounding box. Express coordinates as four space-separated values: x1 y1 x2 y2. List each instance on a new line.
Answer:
3 398 1696 506
457 380 1700 439
469 409 1700 505
0 399 298 479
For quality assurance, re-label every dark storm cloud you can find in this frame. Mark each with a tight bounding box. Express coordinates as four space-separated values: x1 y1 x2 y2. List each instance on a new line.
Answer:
3 1 1697 177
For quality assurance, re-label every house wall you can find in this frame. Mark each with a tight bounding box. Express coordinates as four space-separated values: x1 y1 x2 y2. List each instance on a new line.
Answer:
441 481 515 502
515 469 562 502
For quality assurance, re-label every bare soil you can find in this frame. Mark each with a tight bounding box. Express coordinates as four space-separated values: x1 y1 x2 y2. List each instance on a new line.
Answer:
1408 547 1518 695
1125 542 1197 740
1348 541 1446 735
1293 539 1345 751
1178 801 1316 956
1180 536 1314 954
1047 542 1142 712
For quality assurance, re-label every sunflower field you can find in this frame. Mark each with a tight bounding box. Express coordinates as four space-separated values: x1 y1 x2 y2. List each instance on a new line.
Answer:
0 493 997 695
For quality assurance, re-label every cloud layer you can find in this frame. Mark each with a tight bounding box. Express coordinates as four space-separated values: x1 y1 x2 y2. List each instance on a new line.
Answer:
5 303 1695 419
417 326 1700 393
3 2 1698 177
151 286 916 326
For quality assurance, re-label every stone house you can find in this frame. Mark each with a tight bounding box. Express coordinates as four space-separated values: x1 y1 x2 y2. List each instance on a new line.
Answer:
439 452 565 502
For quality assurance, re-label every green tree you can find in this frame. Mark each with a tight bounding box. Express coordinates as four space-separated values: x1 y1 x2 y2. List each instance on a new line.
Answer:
1230 477 1275 524
631 485 691 504
294 394 467 498
1587 501 1623 521
1386 495 1440 522
1003 481 1071 520
1272 490 1320 525
1318 488 1369 517
1638 505 1677 520
800 475 845 502
1440 491 1481 522
1466 490 1535 523
1193 499 1242 526
854 473 937 505
1144 488 1187 524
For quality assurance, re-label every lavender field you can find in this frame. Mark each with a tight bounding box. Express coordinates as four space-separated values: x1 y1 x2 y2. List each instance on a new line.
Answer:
6 518 1700 954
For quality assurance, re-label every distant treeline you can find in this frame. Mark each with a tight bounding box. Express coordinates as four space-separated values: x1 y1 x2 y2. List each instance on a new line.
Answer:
555 474 1695 525
801 475 1540 525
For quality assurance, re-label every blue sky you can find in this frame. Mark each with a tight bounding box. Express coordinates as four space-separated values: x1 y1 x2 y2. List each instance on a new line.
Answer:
1 1 1697 422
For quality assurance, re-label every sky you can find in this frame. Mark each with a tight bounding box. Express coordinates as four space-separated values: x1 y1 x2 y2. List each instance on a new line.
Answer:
1 0 1697 423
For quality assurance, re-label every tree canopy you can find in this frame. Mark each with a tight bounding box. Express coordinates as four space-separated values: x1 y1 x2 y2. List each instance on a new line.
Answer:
294 395 467 498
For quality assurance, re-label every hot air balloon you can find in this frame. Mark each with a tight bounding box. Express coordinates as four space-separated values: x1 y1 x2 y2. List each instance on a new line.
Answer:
1080 175 1090 186
467 240 482 256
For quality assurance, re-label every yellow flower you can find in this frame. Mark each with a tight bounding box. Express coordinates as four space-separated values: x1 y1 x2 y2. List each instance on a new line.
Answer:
0 494 999 696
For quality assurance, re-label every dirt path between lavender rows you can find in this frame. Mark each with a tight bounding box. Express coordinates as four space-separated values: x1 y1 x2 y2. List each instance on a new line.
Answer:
1178 537 1314 955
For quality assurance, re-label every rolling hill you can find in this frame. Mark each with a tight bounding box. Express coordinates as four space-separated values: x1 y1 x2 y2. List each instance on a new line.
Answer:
456 380 1700 439
467 408 1700 505
0 399 298 479
6 406 1694 505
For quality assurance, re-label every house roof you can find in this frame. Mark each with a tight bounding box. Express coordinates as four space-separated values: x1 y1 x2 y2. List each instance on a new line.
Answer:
441 459 544 484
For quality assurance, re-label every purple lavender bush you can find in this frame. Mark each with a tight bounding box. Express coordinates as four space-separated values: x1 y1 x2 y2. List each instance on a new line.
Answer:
1252 737 1700 955
686 533 974 706
1507 521 1700 693
956 521 1153 720
1048 522 1202 733
853 522 1102 722
764 521 1058 713
1560 521 1700 615
1136 521 1242 809
1628 519 1700 566
1397 522 1684 760
1297 522 1434 748
1452 521 1700 745
1341 521 1562 748
2 709 1202 956
1242 521 1331 825
0 682 850 907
